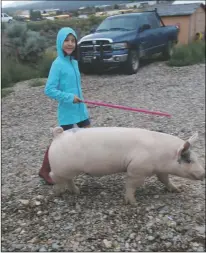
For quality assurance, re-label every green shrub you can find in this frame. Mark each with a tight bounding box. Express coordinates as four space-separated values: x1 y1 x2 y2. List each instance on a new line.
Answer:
2 49 55 89
168 41 205 67
6 22 27 38
37 50 56 77
2 56 39 88
1 15 107 88
1 88 14 98
5 23 46 63
29 78 45 87
27 16 106 37
1 22 6 31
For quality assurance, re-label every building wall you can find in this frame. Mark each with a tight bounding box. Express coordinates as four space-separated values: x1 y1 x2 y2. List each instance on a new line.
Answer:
189 7 205 42
161 15 190 44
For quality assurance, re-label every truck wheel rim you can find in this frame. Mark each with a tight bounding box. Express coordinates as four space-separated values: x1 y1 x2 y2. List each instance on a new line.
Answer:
132 54 139 70
169 44 174 56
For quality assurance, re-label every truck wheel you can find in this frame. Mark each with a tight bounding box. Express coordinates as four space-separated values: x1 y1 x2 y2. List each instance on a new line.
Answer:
124 50 140 75
79 64 93 75
162 41 174 60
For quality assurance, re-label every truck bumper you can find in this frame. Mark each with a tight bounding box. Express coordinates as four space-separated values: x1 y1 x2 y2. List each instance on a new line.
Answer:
103 54 128 63
80 53 128 68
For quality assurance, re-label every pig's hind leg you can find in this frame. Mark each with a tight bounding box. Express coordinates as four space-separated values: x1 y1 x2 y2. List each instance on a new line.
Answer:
156 173 182 192
125 166 146 205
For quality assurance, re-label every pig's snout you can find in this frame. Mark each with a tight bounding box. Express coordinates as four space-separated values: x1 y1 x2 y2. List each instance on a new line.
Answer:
192 168 205 181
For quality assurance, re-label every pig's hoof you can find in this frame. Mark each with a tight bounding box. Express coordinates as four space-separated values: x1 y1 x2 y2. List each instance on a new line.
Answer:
167 184 183 193
124 195 137 205
54 189 65 196
68 186 80 195
53 184 66 196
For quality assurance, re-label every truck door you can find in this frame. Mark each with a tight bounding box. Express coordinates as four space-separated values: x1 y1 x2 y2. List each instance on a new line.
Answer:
137 14 155 57
146 12 166 53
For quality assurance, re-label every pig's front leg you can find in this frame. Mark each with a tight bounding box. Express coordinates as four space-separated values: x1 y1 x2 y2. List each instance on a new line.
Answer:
156 173 182 192
51 173 80 195
53 183 68 196
66 179 80 195
125 176 145 205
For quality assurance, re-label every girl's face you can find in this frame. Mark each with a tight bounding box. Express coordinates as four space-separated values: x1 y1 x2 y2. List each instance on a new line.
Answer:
63 34 76 55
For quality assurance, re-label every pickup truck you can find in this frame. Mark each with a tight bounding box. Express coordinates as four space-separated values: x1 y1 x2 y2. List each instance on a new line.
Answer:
1 13 13 23
78 10 179 75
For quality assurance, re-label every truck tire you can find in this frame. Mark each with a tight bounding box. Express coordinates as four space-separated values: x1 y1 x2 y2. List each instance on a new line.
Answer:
124 50 140 75
79 64 93 75
162 41 174 60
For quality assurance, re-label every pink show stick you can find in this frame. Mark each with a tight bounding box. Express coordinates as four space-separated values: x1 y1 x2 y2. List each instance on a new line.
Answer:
82 100 171 118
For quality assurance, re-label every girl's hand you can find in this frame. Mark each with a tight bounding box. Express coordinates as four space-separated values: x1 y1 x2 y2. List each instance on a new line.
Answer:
73 95 82 103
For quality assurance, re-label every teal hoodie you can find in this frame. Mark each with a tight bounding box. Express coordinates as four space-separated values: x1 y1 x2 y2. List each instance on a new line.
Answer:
44 27 89 126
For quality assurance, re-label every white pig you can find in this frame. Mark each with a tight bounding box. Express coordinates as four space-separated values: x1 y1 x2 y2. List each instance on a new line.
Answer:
48 127 205 204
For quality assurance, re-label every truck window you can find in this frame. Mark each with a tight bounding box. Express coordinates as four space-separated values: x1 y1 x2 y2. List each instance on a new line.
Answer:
96 16 138 31
146 13 160 29
137 14 151 27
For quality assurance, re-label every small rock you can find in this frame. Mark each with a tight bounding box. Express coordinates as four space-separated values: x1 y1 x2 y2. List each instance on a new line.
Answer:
28 237 39 243
39 246 47 252
129 233 136 240
37 211 43 216
192 242 200 248
75 203 81 211
52 243 59 250
100 191 107 196
15 228 22 233
167 221 177 227
154 195 159 198
64 224 73 230
195 225 205 234
165 242 172 248
54 216 61 221
72 242 79 251
125 242 130 248
19 199 29 205
197 247 204 252
135 235 141 242
148 236 155 241
103 239 112 248
20 229 25 234
35 201 41 206
12 244 23 250
36 195 44 200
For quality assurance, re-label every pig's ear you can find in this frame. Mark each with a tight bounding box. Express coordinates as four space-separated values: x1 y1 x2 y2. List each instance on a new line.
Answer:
177 141 190 159
52 127 64 138
187 132 198 145
176 132 198 159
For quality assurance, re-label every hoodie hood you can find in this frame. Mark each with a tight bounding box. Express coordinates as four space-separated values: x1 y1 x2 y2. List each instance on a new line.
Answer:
56 27 77 58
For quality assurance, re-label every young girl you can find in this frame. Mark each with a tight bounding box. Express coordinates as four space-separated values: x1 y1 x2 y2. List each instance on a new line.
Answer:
39 27 90 184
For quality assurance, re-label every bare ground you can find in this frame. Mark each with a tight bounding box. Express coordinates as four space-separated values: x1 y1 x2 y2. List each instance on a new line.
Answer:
1 61 205 252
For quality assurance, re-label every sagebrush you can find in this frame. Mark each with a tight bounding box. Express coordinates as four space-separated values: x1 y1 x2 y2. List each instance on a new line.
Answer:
168 41 205 66
5 23 46 63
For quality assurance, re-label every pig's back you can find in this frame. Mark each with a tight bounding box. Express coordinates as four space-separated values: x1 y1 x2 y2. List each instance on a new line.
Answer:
49 127 183 176
49 127 138 176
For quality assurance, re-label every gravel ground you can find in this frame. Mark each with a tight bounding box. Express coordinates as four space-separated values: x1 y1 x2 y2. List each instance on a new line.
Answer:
1 61 205 252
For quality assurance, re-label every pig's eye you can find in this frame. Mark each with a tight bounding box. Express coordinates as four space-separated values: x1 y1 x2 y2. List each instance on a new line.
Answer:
187 159 192 164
